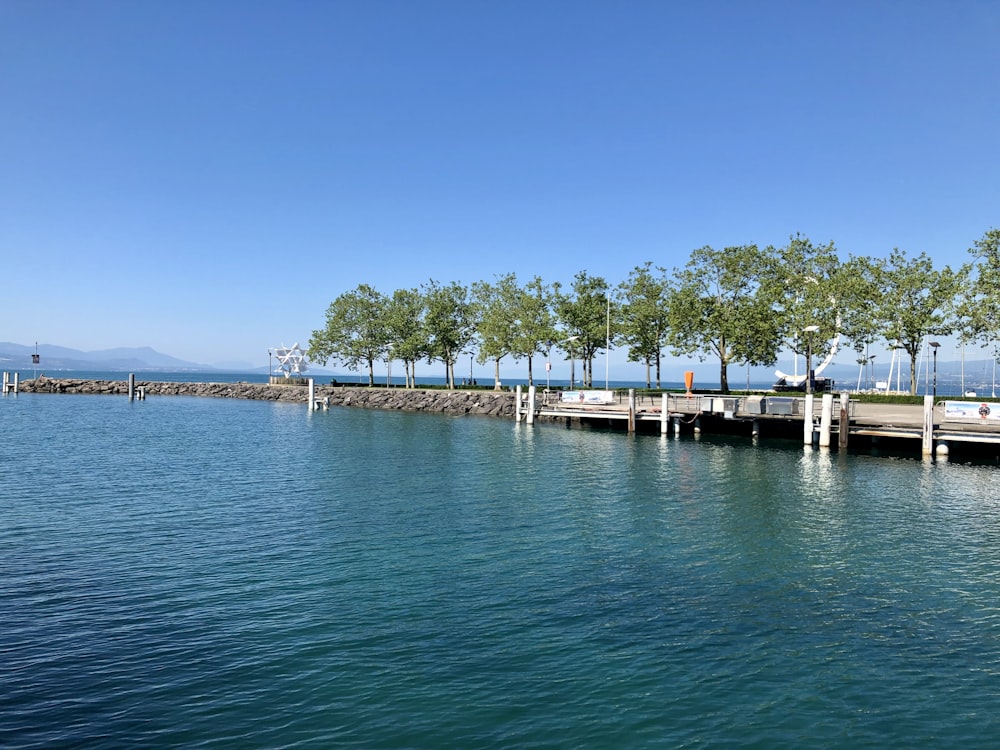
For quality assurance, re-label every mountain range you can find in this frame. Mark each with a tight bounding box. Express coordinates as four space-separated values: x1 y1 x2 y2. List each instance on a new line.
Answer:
0 343 223 372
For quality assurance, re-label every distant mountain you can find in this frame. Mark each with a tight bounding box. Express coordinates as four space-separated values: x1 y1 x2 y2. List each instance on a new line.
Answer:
0 342 214 371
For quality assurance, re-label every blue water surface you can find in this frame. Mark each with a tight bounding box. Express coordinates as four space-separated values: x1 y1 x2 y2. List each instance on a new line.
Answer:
2 392 999 748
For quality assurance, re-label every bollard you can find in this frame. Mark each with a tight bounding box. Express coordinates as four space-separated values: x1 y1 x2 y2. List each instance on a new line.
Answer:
921 394 934 456
819 393 833 447
660 394 668 435
515 385 523 422
527 385 536 425
803 393 814 445
839 392 850 449
308 377 315 410
627 389 635 434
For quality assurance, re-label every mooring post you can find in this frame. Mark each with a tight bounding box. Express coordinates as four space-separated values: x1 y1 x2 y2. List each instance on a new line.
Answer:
308 377 316 410
13 372 19 394
803 393 815 445
921 394 934 456
2 372 7 394
672 416 681 437
515 385 523 422
660 394 668 435
527 385 536 425
819 394 833 447
128 373 136 401
839 392 850 449
627 389 636 433
752 419 760 439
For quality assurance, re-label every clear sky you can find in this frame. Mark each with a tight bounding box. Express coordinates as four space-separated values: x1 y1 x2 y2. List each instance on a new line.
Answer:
2 1 998 378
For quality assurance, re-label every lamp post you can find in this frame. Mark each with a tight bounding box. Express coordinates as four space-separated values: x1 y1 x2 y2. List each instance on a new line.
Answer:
803 325 819 394
930 341 940 401
268 349 272 382
564 335 580 389
545 340 552 391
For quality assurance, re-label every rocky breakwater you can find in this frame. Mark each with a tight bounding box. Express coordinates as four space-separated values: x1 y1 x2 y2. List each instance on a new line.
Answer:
17 377 518 418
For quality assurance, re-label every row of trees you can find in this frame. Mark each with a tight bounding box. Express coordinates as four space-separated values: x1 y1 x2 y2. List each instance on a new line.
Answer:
308 229 1000 394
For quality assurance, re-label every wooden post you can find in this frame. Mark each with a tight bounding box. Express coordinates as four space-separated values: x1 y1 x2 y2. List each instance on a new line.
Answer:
803 393 814 445
660 394 668 435
527 385 536 425
921 394 934 456
819 393 833 447
515 385 523 422
627 389 636 434
838 392 850 449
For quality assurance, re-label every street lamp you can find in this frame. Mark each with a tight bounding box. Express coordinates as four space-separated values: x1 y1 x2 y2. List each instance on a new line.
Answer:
930 341 940 401
268 349 273 382
564 335 580 389
387 344 393 389
545 340 552 391
803 325 820 394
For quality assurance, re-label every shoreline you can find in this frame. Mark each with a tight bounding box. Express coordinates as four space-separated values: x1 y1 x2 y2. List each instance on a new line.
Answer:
14 377 518 418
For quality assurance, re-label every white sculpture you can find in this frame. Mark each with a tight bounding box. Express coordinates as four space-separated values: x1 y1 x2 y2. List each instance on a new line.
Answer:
273 342 309 377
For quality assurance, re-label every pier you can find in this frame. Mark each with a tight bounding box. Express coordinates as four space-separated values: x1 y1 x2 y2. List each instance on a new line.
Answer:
515 385 1000 460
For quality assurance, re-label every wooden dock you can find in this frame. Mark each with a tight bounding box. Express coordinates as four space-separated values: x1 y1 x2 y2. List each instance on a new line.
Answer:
515 386 1000 460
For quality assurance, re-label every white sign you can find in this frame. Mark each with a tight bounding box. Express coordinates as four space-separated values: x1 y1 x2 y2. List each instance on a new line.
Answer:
943 401 1000 421
561 390 615 405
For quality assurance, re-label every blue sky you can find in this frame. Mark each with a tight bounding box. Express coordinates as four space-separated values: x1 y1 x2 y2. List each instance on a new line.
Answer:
2 1 997 379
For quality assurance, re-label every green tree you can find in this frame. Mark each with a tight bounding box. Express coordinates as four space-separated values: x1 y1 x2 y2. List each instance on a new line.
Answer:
554 271 614 388
961 228 1000 353
618 262 670 388
763 234 844 389
422 279 476 389
510 276 558 386
308 284 388 385
872 249 965 394
384 287 426 388
472 273 519 390
666 244 779 393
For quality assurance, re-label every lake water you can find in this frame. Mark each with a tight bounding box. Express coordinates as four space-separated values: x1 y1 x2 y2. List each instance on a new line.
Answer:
3 392 1000 748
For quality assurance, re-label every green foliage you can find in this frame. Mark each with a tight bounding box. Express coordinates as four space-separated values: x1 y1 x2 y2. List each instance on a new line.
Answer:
618 262 670 388
961 228 1000 352
666 244 778 393
870 249 964 394
422 279 476 389
308 284 388 386
554 271 614 387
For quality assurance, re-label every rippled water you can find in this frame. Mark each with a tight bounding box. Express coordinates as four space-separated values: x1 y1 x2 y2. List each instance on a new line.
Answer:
3 393 1000 748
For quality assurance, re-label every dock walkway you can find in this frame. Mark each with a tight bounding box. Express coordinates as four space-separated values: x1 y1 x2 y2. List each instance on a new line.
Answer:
516 387 1000 458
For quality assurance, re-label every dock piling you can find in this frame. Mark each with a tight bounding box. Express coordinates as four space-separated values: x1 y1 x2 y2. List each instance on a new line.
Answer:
819 394 833 447
839 393 850 449
803 394 815 445
921 395 934 456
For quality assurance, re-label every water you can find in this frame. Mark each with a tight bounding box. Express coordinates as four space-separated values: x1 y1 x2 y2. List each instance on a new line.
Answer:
3 393 1000 748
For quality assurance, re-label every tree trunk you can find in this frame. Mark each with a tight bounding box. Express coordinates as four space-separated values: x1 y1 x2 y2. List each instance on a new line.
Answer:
645 360 651 389
655 351 662 389
528 356 534 386
720 360 730 394
494 358 502 390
